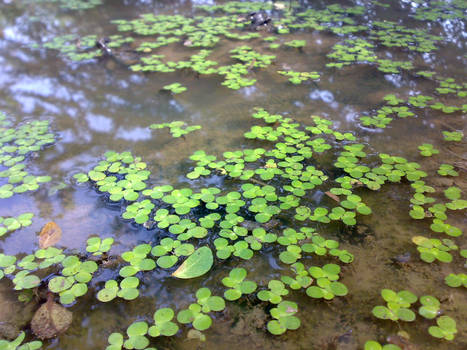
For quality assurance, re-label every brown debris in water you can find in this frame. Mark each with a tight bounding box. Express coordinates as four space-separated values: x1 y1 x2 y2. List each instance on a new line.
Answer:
31 294 72 339
39 222 62 249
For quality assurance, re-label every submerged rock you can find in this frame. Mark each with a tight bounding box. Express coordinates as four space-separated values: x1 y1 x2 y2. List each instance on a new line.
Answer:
392 252 411 264
248 11 272 29
31 295 72 339
0 284 36 340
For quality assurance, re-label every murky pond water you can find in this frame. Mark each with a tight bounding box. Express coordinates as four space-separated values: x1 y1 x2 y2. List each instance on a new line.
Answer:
0 0 466 349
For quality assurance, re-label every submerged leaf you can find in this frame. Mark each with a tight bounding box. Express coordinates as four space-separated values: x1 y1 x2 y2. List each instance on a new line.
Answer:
172 246 213 279
39 222 62 249
31 296 72 339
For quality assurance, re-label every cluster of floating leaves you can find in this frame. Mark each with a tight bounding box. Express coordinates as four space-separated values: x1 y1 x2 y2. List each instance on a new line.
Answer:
277 70 320 84
25 0 102 11
67 101 467 347
0 331 42 350
36 0 455 96
372 290 457 340
0 97 464 347
0 114 55 199
359 74 466 129
0 213 33 238
410 0 467 21
149 121 201 138
326 38 414 74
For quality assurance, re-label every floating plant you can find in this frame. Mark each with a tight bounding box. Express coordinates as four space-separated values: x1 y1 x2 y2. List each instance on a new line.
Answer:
1 1 466 349
48 256 98 304
0 213 33 237
162 82 187 94
442 131 463 142
444 273 467 288
119 244 156 278
0 331 42 350
411 236 457 263
176 287 225 331
149 121 201 138
364 341 401 350
148 308 179 337
0 119 55 198
284 40 306 49
305 264 348 300
267 301 300 335
437 164 459 177
277 70 320 84
151 238 194 269
172 246 213 279
124 321 150 349
418 143 439 157
257 279 289 304
281 263 312 290
428 316 457 340
418 295 440 319
86 237 114 256
221 267 257 301
372 289 417 322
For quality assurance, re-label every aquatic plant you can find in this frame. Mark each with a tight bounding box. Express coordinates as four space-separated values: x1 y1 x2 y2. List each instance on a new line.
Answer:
43 34 102 61
119 244 155 277
86 237 114 256
75 151 150 202
428 316 457 340
442 131 463 141
372 289 417 322
364 340 401 350
124 321 150 349
106 332 124 350
162 83 187 94
151 238 193 268
0 212 33 237
326 38 377 68
267 301 300 335
172 246 213 279
0 120 55 198
411 0 466 21
48 256 98 304
284 40 306 49
412 236 457 263
196 1 273 14
444 273 467 288
221 267 257 300
277 70 320 84
306 264 348 299
177 287 225 331
150 121 201 138
369 20 441 53
418 295 440 319
4 94 460 347
258 279 288 304
437 164 459 177
149 308 179 337
418 144 439 157
0 331 42 350
122 199 155 224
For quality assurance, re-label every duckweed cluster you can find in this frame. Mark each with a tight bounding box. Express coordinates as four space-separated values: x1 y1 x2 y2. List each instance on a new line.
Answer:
0 117 55 199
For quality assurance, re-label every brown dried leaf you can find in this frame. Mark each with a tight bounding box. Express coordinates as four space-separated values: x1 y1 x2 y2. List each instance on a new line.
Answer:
325 191 340 203
31 296 72 339
39 222 62 249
